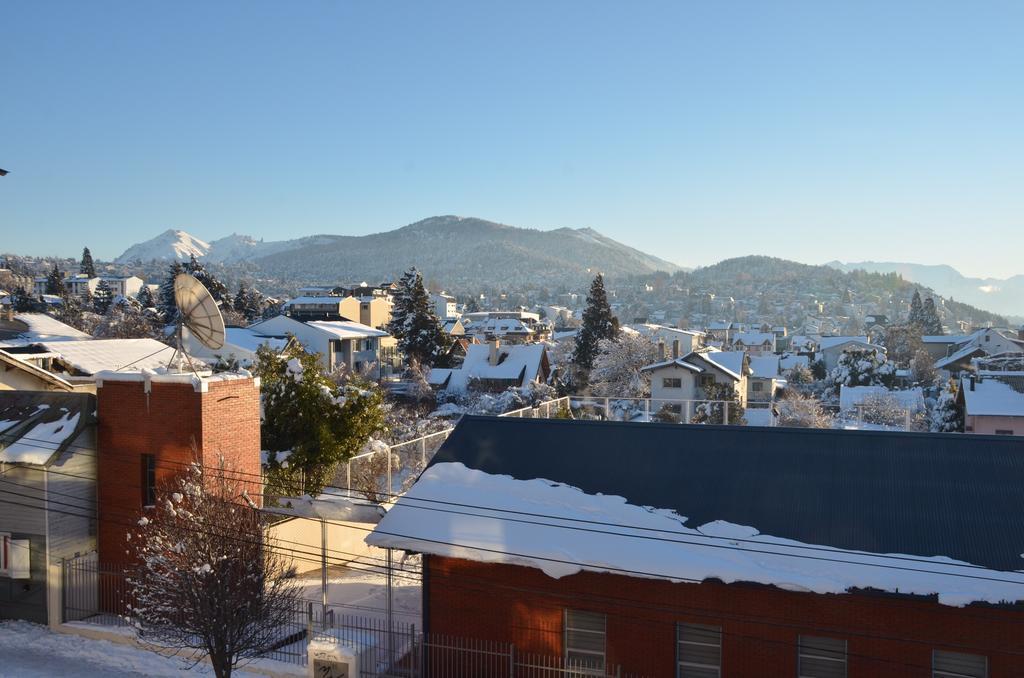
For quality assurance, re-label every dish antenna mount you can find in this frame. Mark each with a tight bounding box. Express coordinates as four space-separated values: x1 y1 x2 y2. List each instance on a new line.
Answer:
168 273 226 374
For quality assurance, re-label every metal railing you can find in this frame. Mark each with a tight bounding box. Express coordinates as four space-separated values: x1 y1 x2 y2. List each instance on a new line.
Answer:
568 395 775 427
342 396 572 501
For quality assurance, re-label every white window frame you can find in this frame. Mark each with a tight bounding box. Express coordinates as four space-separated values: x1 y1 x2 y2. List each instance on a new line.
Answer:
677 622 722 678
564 609 606 675
798 635 847 678
933 649 988 678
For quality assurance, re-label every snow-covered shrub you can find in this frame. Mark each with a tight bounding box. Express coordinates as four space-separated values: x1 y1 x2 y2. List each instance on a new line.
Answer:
826 348 896 397
930 381 963 433
588 333 659 398
775 391 833 429
690 383 745 425
127 463 299 678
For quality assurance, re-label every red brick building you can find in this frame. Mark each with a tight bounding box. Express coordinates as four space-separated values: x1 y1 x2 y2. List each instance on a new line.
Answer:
96 371 261 565
370 417 1024 677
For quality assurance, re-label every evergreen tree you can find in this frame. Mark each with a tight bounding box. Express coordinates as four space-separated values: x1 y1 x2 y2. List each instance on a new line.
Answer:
54 290 85 331
233 283 264 323
137 284 156 309
184 255 229 304
387 268 451 367
158 261 185 322
690 382 745 425
930 380 963 433
92 279 113 314
922 297 943 335
908 290 924 328
11 287 36 312
45 264 65 295
256 346 385 495
79 247 96 277
572 273 618 371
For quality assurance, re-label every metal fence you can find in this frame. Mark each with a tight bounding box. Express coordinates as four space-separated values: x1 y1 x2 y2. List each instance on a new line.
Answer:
568 395 775 426
60 558 650 677
341 396 572 501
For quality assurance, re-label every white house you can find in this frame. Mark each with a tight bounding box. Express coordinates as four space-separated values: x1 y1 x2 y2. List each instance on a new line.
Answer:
642 348 750 418
99 275 144 299
730 331 776 355
627 323 705 355
428 341 550 393
817 336 885 371
747 354 780 402
431 293 458 321
249 315 390 374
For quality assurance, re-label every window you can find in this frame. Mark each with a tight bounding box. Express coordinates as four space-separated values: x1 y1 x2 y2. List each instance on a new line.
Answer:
933 650 987 678
677 623 721 677
699 375 715 387
663 377 682 389
141 454 156 507
752 382 763 392
798 636 846 678
0 533 29 578
995 430 1014 436
564 609 606 674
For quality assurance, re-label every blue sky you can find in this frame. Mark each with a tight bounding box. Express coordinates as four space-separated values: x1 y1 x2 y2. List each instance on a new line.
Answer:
2 1 1022 278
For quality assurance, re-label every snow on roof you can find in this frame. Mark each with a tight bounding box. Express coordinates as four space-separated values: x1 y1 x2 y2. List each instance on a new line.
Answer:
779 354 809 371
368 461 1024 607
432 343 546 392
922 335 969 344
839 386 925 413
15 313 91 341
935 343 986 370
0 392 93 465
40 338 176 374
701 350 745 380
748 355 780 379
306 320 389 339
962 379 1024 417
817 336 870 350
627 323 703 338
224 327 289 353
731 332 774 345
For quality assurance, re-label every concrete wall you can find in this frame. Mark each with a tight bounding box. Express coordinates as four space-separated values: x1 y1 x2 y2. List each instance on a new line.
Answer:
266 517 380 575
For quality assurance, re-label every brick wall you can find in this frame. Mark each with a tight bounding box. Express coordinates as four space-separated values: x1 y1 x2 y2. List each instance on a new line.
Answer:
96 376 261 566
426 555 1024 677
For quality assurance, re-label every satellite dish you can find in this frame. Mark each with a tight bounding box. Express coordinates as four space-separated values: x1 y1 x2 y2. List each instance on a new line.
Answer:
174 274 226 350
167 273 225 373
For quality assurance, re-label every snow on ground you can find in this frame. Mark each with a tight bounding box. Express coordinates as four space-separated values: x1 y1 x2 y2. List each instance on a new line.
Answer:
0 621 277 677
289 559 422 623
369 462 1024 607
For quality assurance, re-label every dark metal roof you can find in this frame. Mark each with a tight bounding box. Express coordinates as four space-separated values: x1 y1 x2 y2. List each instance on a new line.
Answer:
0 391 96 466
430 417 1024 572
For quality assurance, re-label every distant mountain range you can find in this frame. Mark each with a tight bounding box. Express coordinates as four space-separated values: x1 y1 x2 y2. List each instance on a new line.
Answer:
826 261 1024 319
114 216 683 285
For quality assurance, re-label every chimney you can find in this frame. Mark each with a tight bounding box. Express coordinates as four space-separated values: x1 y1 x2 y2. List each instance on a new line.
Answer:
657 340 666 361
969 375 976 391
489 339 501 366
672 339 680 359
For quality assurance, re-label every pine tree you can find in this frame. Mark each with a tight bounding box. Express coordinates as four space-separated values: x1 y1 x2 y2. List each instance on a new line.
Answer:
184 255 229 304
908 290 924 328
158 261 185 322
79 247 96 277
387 268 451 367
11 286 36 312
92 279 113 314
572 274 619 371
233 283 263 323
45 264 65 295
137 284 156 309
922 297 943 335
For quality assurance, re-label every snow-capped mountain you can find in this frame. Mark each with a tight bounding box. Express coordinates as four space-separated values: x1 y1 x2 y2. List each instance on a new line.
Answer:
114 216 683 285
115 229 211 264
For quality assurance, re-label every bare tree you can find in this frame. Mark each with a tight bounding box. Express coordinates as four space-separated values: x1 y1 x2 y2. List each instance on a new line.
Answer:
775 390 833 429
127 462 299 678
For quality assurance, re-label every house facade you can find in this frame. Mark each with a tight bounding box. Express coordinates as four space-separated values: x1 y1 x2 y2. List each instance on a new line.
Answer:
369 417 1024 678
643 349 750 417
249 314 391 374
